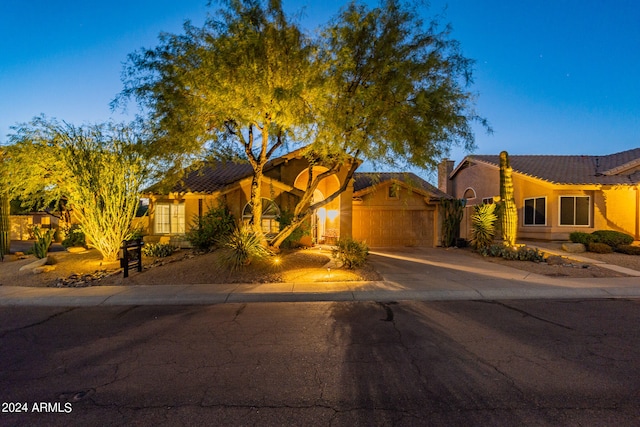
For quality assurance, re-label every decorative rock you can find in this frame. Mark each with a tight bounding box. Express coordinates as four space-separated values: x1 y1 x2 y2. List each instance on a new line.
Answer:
546 255 567 266
19 257 48 272
67 247 87 254
562 242 586 253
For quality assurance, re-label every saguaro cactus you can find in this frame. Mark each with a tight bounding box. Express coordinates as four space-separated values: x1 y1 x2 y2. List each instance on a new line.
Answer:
499 151 517 247
0 193 9 257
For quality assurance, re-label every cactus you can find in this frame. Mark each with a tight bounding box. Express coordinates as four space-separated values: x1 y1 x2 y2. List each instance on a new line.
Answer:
0 193 9 259
499 151 517 247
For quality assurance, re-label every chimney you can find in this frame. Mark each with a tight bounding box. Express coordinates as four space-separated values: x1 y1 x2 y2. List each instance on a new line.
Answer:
438 159 455 195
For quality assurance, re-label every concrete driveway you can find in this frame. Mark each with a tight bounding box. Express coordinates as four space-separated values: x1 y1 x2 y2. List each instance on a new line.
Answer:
368 247 640 300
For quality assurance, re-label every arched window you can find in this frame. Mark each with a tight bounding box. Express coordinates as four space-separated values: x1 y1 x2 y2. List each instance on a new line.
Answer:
463 187 477 200
242 198 281 236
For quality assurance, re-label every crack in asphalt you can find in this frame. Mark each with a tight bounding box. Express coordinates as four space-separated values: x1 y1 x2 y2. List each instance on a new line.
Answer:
481 300 574 330
0 307 77 338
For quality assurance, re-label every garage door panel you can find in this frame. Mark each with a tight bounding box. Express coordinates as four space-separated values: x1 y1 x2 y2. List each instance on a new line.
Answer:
353 208 434 247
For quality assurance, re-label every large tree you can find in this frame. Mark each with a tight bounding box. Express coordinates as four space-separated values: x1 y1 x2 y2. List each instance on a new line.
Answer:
116 0 488 248
5 118 150 261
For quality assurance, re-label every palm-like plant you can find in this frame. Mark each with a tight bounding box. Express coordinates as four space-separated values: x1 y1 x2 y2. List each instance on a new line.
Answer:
470 203 498 250
218 225 272 271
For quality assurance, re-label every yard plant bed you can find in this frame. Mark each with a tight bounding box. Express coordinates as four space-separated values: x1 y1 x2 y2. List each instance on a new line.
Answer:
462 243 639 278
0 247 381 288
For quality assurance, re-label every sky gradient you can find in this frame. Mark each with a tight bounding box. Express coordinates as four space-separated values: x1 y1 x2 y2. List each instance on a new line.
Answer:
1 0 639 170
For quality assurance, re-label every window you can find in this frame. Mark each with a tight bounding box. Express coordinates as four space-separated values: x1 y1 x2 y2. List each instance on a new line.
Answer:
482 197 496 205
559 196 590 226
243 198 280 236
463 188 476 200
524 197 546 226
155 203 185 234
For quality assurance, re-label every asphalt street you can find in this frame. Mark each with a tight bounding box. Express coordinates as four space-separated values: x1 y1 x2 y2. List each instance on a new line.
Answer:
1 300 639 426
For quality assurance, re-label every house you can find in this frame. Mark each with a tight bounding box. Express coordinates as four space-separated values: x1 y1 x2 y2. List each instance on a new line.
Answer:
143 150 450 247
440 148 640 241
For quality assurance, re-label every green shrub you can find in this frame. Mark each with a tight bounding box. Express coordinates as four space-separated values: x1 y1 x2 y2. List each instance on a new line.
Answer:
588 242 613 253
615 245 640 255
332 238 369 269
479 243 544 262
62 224 87 248
218 225 272 271
470 203 498 251
569 231 593 246
32 226 53 259
590 230 634 248
142 242 176 258
185 204 235 251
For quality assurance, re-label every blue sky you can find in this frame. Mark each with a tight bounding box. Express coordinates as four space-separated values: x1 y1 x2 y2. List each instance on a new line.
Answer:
1 0 639 171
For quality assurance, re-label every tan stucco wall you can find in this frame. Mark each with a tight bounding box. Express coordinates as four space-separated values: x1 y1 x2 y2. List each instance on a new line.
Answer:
452 161 640 241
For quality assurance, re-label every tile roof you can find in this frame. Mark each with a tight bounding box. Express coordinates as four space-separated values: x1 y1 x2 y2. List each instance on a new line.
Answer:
171 161 254 193
467 148 640 185
353 172 450 198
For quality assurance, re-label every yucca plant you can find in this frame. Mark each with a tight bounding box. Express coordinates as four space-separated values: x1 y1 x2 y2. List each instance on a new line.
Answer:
218 225 272 271
470 203 498 251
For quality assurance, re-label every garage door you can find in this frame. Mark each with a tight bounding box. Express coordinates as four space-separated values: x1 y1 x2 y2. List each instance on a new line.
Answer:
352 208 435 247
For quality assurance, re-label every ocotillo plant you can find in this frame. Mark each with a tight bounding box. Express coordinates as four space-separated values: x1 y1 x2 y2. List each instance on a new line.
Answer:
499 151 517 246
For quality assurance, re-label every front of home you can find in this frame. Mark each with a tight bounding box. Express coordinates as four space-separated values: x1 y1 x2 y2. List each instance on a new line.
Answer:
440 148 640 241
143 151 450 248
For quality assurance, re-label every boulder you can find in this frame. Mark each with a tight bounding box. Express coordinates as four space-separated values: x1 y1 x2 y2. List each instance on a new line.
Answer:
19 257 48 272
546 255 567 266
561 242 586 253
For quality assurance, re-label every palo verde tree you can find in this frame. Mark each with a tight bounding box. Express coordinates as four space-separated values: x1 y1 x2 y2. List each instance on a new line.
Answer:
116 0 488 249
5 118 150 261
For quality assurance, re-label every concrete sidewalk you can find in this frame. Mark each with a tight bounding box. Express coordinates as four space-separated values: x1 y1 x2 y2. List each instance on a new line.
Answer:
1 277 639 306
1 246 640 306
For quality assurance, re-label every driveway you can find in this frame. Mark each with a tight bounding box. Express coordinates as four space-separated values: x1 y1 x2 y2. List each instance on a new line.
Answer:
367 247 640 299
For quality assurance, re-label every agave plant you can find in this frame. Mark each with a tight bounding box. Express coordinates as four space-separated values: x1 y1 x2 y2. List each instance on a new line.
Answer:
218 225 272 271
470 203 498 251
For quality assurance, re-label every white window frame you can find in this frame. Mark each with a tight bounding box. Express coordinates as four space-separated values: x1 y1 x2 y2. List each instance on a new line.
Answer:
523 196 547 226
558 196 590 227
155 202 185 234
242 198 280 236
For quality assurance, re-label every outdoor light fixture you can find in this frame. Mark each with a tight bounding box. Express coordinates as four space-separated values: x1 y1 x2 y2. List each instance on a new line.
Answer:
327 209 339 221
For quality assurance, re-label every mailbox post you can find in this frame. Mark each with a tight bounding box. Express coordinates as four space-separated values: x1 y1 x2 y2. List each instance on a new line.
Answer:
121 238 144 278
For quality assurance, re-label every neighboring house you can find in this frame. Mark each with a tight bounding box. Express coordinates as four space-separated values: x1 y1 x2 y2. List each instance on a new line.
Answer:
144 150 450 247
9 212 61 240
440 148 640 241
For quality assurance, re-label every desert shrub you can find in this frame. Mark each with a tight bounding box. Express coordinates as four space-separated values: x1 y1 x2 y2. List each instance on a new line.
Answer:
32 226 53 259
569 231 593 246
588 242 613 253
615 244 640 255
590 230 634 248
332 238 369 269
62 224 87 248
218 225 271 271
470 203 498 251
185 204 235 251
142 242 176 258
479 243 544 262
